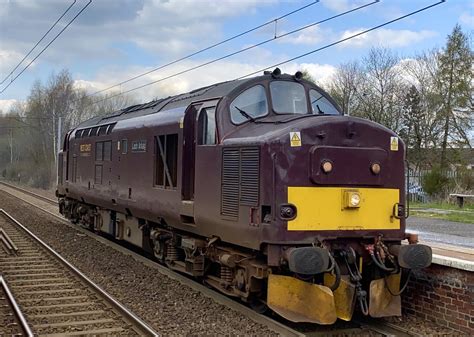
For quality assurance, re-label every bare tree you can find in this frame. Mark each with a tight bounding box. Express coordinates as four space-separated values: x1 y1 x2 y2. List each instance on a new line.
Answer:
327 61 364 115
402 51 442 144
357 47 404 131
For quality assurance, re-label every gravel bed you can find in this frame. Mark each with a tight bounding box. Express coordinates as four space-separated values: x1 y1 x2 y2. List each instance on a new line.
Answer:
1 180 56 200
0 191 279 336
382 315 457 335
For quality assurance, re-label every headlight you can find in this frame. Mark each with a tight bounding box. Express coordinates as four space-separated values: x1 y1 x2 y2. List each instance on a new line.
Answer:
344 190 361 209
350 193 361 207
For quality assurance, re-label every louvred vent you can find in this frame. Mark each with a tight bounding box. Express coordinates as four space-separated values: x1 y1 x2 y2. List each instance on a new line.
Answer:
240 147 260 206
221 147 260 219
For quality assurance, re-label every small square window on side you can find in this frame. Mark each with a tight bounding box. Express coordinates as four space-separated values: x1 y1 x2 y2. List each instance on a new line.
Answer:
103 141 112 161
95 142 103 161
121 139 128 154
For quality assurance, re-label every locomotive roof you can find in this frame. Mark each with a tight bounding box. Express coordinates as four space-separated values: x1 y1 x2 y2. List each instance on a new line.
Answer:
76 77 252 129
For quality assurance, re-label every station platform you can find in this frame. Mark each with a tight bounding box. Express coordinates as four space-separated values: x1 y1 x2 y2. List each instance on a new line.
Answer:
407 216 474 271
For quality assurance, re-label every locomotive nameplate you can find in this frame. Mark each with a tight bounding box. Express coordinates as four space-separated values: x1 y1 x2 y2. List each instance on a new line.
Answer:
131 140 147 152
287 187 400 231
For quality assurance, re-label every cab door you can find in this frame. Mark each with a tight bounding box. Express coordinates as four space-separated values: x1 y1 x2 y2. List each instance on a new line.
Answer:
180 99 219 223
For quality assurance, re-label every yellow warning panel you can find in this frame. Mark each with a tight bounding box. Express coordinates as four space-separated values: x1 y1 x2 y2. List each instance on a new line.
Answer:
390 136 399 151
290 131 301 147
287 187 400 231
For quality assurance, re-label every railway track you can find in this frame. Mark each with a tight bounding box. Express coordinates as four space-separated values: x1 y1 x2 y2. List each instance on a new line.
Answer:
0 181 58 206
0 182 422 337
0 209 158 336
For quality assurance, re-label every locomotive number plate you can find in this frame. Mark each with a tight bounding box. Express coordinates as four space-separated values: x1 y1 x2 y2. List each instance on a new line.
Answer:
80 144 91 152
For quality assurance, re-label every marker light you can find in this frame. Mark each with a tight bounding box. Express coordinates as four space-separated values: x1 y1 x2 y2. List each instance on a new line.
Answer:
371 163 381 175
321 160 333 173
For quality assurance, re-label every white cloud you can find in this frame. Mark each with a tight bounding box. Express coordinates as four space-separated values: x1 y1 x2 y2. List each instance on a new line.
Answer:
339 28 437 48
0 49 25 79
320 0 367 12
283 63 336 87
459 12 474 28
74 60 263 103
73 59 336 106
278 26 328 45
0 99 18 113
0 0 277 67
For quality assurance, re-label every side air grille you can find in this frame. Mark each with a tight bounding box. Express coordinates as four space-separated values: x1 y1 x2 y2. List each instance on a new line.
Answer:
221 147 260 219
240 148 260 206
221 148 240 218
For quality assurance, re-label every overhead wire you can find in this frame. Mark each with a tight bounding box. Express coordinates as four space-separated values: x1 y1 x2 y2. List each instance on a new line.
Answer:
0 0 93 94
80 0 321 100
0 0 77 85
238 0 446 79
87 0 379 107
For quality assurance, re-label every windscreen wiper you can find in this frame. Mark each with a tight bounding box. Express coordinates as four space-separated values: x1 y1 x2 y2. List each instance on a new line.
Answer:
234 106 256 123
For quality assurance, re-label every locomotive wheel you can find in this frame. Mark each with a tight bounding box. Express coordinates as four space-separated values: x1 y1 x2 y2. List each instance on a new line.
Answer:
250 297 268 314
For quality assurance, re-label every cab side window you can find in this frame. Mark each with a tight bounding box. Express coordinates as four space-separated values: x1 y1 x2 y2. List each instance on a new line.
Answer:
197 107 216 145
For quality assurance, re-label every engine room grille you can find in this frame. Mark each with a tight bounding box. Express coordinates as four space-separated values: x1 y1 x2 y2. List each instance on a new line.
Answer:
221 147 260 219
240 148 260 206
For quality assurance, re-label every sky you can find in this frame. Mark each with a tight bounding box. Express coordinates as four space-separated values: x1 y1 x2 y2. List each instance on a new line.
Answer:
0 0 472 113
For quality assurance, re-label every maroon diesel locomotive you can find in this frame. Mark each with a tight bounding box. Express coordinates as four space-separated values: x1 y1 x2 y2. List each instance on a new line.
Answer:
57 69 431 324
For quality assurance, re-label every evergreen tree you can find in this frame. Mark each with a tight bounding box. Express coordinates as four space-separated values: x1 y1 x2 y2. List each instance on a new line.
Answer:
437 24 473 167
401 85 425 170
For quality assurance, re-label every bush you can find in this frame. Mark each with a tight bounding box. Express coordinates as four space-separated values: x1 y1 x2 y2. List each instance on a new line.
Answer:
454 167 474 192
422 167 452 197
3 161 54 189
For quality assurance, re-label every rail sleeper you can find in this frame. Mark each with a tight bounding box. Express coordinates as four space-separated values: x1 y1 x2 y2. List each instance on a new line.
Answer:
0 209 158 336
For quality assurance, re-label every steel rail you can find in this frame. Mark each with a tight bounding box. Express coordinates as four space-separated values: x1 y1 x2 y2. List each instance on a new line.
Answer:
0 275 34 337
0 208 159 337
0 228 19 254
354 318 421 337
0 181 58 205
0 185 426 337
